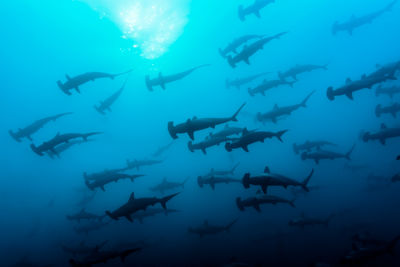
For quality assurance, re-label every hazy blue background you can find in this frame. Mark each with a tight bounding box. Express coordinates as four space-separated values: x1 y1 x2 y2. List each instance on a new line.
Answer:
1 0 400 266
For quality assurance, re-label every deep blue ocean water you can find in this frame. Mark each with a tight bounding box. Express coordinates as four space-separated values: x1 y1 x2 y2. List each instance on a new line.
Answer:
1 0 400 266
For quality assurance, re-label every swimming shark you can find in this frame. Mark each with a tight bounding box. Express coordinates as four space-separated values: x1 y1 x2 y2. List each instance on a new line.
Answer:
168 103 246 140
256 91 314 123
105 192 180 222
69 247 141 267
151 141 174 158
227 32 287 68
46 139 93 159
203 163 240 178
94 76 128 115
278 64 328 81
289 213 335 228
30 132 102 156
225 128 288 152
208 124 246 139
332 1 397 35
145 64 210 91
236 195 294 212
301 145 355 164
238 0 275 21
219 34 264 58
362 123 400 145
375 103 400 118
149 177 189 194
327 72 397 101
188 135 233 154
242 166 314 194
128 208 180 223
85 173 144 192
225 72 270 89
248 79 294 96
57 70 132 95
197 176 241 190
125 159 163 170
66 208 106 223
293 140 337 154
375 84 400 98
188 219 238 237
9 112 72 142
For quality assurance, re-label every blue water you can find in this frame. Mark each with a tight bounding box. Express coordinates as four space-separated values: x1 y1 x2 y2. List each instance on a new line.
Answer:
1 0 400 266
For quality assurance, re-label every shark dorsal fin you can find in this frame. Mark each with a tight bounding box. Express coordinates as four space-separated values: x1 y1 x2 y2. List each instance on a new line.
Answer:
346 78 352 84
242 128 249 136
263 166 270 173
192 116 197 120
361 74 366 80
129 192 135 201
66 74 71 80
381 123 387 129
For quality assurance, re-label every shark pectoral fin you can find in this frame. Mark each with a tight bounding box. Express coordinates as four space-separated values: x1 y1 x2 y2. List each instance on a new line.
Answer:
125 215 133 222
254 204 261 212
261 185 267 194
75 87 81 93
242 145 249 152
346 92 353 100
160 83 166 90
261 91 265 96
201 148 207 155
254 10 261 18
27 135 33 141
188 131 195 140
107 107 112 112
244 58 250 65
100 186 105 191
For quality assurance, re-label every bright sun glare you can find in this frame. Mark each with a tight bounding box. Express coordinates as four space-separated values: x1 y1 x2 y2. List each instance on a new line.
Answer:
81 0 190 59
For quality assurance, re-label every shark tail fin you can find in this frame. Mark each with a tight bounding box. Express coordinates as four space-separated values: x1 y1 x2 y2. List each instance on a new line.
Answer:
238 5 245 21
83 132 103 140
345 144 356 160
225 142 232 152
362 132 370 142
218 48 226 58
30 144 43 156
231 102 246 122
227 55 236 68
94 105 105 115
375 104 382 117
160 192 180 209
301 91 315 107
276 130 288 142
225 218 239 232
57 80 71 95
301 169 314 192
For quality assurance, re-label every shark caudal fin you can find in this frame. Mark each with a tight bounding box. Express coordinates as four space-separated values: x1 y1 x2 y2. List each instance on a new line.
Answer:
197 176 204 188
289 199 296 208
326 87 335 101
188 141 194 152
160 192 180 209
231 103 246 122
8 130 21 142
375 104 382 117
167 122 177 139
301 91 315 107
82 132 103 141
238 5 245 21
275 130 288 142
301 169 314 192
242 173 251 189
236 197 244 211
293 143 299 154
345 144 356 160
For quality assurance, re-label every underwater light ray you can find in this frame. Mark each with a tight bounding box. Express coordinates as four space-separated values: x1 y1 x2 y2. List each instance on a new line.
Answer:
80 0 190 59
